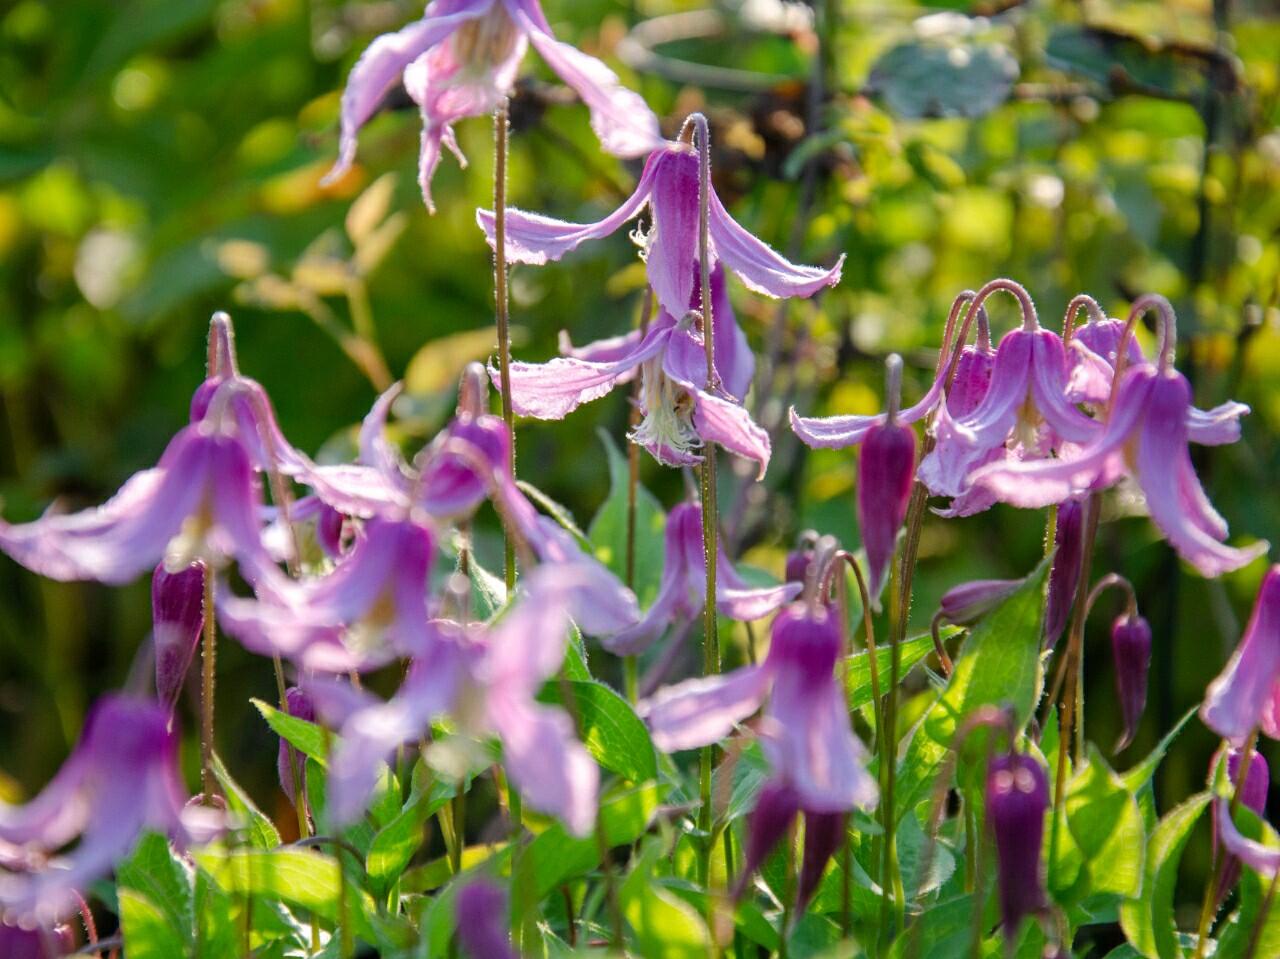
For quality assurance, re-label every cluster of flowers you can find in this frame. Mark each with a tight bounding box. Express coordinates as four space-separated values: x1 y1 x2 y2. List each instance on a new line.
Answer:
2 0 1278 953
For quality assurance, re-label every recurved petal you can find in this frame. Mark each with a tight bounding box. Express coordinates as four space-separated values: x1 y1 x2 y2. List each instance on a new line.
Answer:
1186 400 1249 446
709 191 843 299
1216 797 1280 878
641 665 773 752
790 364 947 450
1202 566 1280 744
689 388 771 479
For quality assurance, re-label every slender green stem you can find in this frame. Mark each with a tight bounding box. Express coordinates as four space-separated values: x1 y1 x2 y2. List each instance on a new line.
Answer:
624 286 654 705
493 99 516 593
200 571 217 801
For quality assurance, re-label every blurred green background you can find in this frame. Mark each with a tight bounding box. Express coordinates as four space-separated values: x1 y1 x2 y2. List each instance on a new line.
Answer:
1 0 1277 924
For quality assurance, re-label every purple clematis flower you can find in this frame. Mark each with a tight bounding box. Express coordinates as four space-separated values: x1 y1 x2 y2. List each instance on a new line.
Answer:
477 139 843 322
857 355 917 603
973 361 1268 578
323 0 661 210
986 750 1048 936
1212 746 1269 899
0 696 219 924
497 264 770 473
152 560 206 718
309 567 599 835
642 602 878 813
456 880 518 959
1201 566 1280 744
602 500 800 655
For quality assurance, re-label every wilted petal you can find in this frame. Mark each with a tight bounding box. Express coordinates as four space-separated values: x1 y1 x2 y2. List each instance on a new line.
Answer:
642 666 772 752
1137 374 1268 578
476 150 659 263
709 191 843 299
516 11 662 158
1202 566 1280 744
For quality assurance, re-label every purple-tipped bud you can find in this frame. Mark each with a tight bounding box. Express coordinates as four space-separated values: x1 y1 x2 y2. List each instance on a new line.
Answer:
0 922 74 959
986 752 1049 936
859 359 916 605
1111 613 1152 752
1212 746 1270 900
734 779 801 900
1044 498 1084 649
152 560 206 716
939 578 1023 626
456 880 517 959
458 362 490 419
796 811 845 913
277 687 315 808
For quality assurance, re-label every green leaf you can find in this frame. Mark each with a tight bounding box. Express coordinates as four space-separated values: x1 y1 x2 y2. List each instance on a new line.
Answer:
1045 27 1208 99
211 752 281 849
366 771 455 892
193 867 241 959
1121 707 1198 795
252 698 329 766
1119 792 1211 959
116 832 193 951
887 894 979 958
895 557 1052 819
620 836 711 956
1059 746 1146 903
194 846 378 943
868 40 1019 119
1214 807 1280 958
846 632 949 711
538 679 657 783
119 888 189 959
587 429 666 608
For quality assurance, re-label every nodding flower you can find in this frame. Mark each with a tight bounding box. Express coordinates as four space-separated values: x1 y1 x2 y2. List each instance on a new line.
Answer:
600 500 800 656
642 602 877 912
857 355 917 604
152 560 206 718
986 750 1049 937
0 696 220 925
323 0 662 210
494 265 772 475
974 296 1266 578
477 131 843 324
306 567 600 836
1201 565 1280 744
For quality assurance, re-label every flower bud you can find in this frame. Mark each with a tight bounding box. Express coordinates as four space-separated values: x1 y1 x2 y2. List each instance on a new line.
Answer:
1212 746 1270 900
785 536 818 585
986 752 1049 936
152 560 206 716
734 779 800 901
277 687 315 808
938 578 1023 626
1111 613 1151 752
456 879 517 959
1044 498 1084 649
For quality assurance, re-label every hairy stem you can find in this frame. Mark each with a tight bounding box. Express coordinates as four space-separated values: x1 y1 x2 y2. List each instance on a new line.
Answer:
493 99 516 593
200 570 217 801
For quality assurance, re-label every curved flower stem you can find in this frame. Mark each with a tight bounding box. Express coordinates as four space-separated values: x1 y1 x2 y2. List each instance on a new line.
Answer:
1062 293 1105 341
1122 293 1178 375
493 98 516 594
1192 729 1260 959
685 111 722 925
625 286 655 704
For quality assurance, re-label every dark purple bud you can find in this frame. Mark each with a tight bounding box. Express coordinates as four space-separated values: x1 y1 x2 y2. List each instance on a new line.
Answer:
939 578 1023 626
152 561 206 716
0 921 74 958
1111 613 1151 752
1044 498 1084 649
733 779 801 900
785 544 816 585
986 752 1049 936
796 810 845 914
456 879 517 959
277 687 314 808
1212 746 1270 900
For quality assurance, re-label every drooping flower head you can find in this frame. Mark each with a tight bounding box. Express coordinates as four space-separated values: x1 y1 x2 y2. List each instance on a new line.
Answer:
645 601 876 910
986 750 1049 936
309 566 600 835
1201 565 1280 744
152 560 206 717
974 296 1266 578
0 697 219 924
857 355 917 603
498 264 771 473
602 500 800 655
324 0 662 210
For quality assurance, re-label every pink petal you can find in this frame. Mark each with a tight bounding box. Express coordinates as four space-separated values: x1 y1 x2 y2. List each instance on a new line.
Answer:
1029 330 1101 444
645 150 701 320
790 366 946 450
515 11 662 158
1186 401 1249 446
641 665 773 752
1202 566 1280 744
690 387 771 479
709 191 843 299
476 149 659 263
1215 797 1280 877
